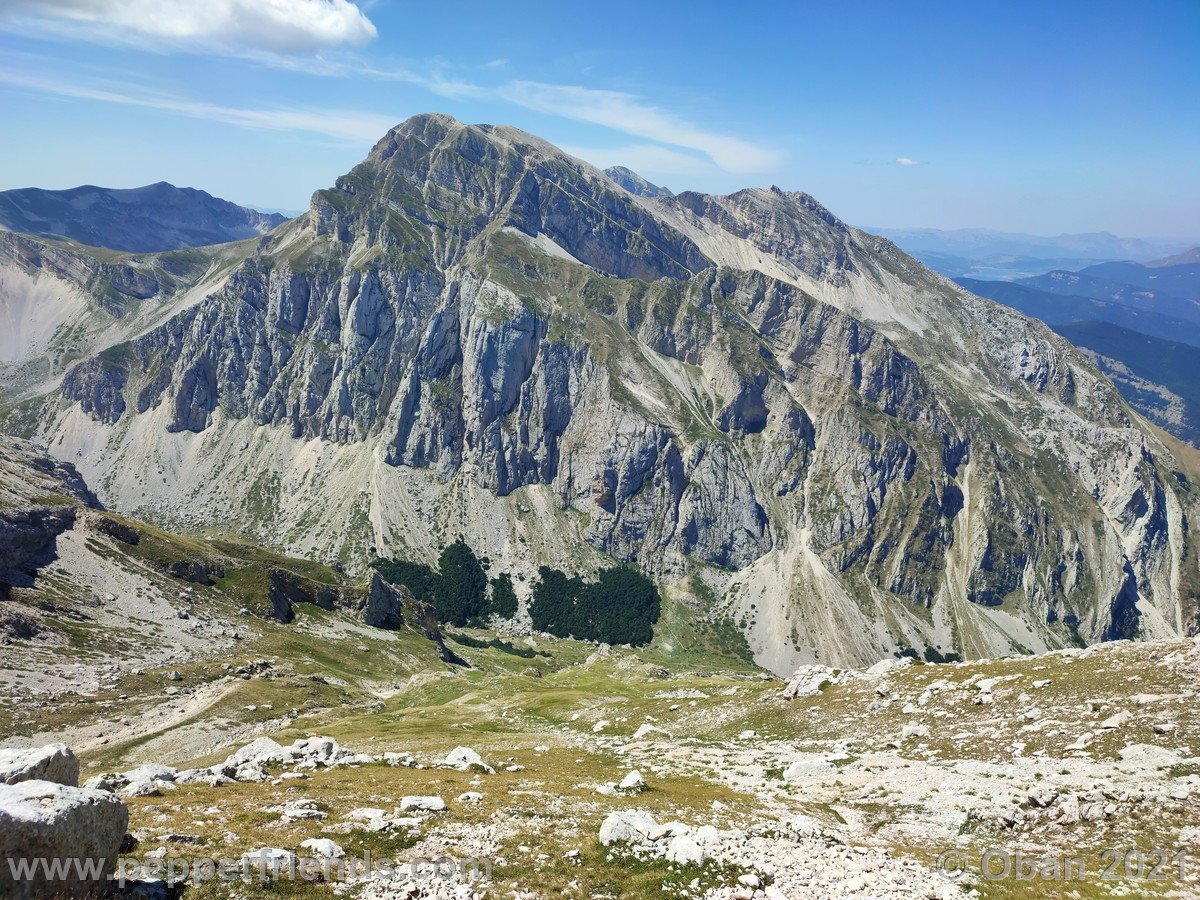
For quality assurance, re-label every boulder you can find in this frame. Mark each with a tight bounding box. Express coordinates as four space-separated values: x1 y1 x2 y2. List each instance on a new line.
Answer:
599 809 657 845
441 746 495 774
618 770 646 793
239 847 297 877
398 796 445 812
865 656 915 676
0 744 79 787
300 837 344 859
221 737 286 771
665 833 706 866
0 779 128 899
781 665 838 699
123 764 177 784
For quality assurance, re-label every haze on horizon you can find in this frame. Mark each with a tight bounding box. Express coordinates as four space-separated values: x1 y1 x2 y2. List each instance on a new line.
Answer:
0 0 1197 238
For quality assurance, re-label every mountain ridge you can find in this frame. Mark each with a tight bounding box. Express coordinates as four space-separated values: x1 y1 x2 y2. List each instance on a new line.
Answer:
0 181 288 253
5 114 1196 673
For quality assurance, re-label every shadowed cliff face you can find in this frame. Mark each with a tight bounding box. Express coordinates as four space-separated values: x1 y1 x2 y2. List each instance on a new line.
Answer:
0 436 99 595
30 114 1199 670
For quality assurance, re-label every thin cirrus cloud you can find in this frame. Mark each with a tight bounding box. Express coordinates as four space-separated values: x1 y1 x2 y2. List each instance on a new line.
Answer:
558 143 721 179
499 81 782 174
0 2 781 177
0 68 398 143
0 0 377 54
895 157 923 167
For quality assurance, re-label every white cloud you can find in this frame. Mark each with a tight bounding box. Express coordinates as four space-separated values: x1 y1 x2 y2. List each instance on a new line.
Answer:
2 0 377 53
0 68 397 142
895 157 922 166
559 143 720 180
498 81 782 174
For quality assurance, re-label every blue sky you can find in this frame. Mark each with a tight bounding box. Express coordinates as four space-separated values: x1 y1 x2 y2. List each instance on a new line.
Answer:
1 0 1197 236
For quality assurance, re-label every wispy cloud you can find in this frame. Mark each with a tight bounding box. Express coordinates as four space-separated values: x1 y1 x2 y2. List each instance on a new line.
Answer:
498 81 782 174
0 68 397 143
0 7 782 178
558 143 720 179
895 157 923 167
1 0 377 54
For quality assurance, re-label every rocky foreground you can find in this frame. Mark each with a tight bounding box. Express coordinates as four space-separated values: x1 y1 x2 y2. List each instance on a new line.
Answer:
2 621 1198 899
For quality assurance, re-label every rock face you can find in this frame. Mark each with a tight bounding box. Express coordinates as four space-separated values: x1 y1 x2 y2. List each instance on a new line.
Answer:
360 571 409 629
0 436 98 594
0 779 128 898
0 744 79 787
0 182 287 252
24 114 1200 671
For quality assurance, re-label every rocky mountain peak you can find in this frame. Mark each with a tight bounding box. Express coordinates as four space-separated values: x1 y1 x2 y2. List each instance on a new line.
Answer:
603 166 674 199
12 115 1198 674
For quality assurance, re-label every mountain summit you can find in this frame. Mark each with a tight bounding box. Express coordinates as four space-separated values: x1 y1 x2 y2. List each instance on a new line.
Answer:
4 114 1196 673
604 166 674 198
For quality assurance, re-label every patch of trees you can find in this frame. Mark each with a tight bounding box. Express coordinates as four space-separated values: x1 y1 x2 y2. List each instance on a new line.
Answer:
529 564 660 647
373 540 662 645
373 540 493 627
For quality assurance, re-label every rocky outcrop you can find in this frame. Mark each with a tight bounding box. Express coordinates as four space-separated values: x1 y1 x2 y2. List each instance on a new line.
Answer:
0 506 75 594
0 779 128 898
0 744 79 787
361 571 408 628
0 436 98 595
264 568 341 623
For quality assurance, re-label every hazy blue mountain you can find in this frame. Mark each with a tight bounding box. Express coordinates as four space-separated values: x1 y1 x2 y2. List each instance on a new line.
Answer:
1151 246 1200 267
957 278 1200 347
603 166 674 198
1019 268 1200 324
1068 260 1200 300
876 226 1195 280
0 182 288 252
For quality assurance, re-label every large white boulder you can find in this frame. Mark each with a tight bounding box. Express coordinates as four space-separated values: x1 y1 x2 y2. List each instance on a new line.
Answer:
300 837 345 859
0 779 128 899
599 809 657 845
221 737 286 772
617 770 646 793
0 744 79 787
665 833 707 866
398 796 446 812
441 746 495 774
780 665 839 699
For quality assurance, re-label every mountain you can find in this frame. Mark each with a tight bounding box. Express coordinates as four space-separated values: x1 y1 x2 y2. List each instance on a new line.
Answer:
3 113 1197 674
958 276 1200 445
1053 322 1200 447
957 277 1200 347
875 227 1196 280
0 182 288 252
604 166 674 198
1054 260 1200 302
7 419 1198 900
1150 246 1200 267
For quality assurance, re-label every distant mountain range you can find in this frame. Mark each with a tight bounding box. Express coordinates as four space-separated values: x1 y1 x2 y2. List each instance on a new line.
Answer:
0 182 289 253
876 226 1197 280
